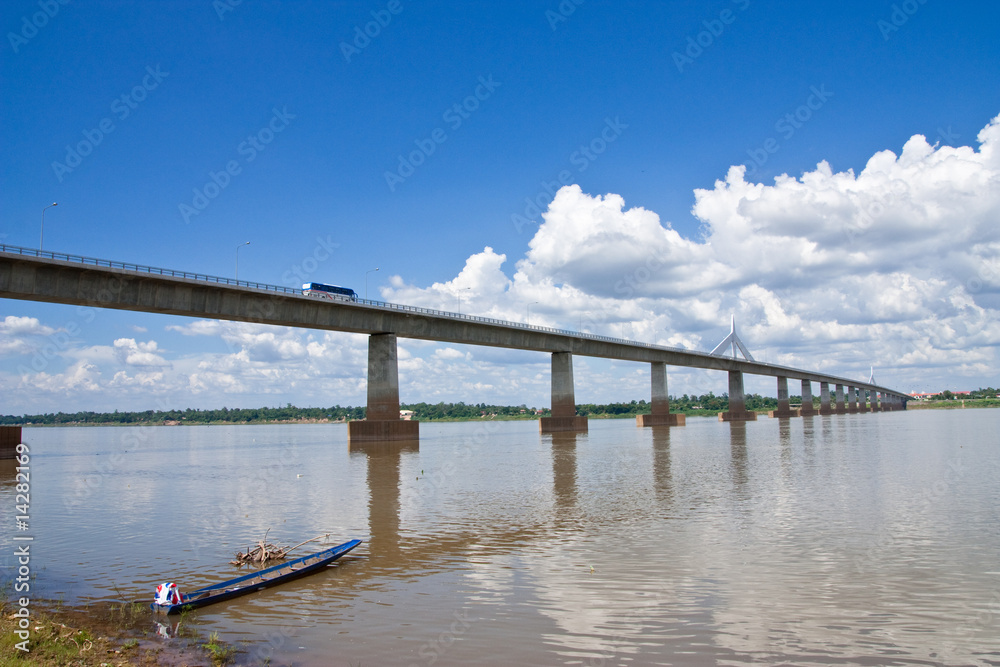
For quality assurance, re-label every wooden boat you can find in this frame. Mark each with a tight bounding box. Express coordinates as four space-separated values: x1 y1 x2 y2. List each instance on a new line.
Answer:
150 538 362 614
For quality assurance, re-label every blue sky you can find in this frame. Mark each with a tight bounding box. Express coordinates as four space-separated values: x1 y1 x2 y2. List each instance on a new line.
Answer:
2 0 999 413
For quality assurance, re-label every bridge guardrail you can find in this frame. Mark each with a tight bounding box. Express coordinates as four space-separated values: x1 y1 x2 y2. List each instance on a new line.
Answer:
0 243 689 354
0 243 904 395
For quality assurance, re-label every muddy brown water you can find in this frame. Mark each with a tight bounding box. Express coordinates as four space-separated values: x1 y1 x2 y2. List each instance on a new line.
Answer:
3 411 999 666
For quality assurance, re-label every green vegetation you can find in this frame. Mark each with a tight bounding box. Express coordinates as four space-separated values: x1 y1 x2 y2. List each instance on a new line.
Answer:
910 398 1000 409
0 403 364 426
201 631 239 665
4 387 996 427
2 395 775 425
0 600 143 666
918 387 998 401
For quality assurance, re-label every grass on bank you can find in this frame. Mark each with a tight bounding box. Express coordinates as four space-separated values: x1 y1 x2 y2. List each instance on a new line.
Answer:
0 597 243 666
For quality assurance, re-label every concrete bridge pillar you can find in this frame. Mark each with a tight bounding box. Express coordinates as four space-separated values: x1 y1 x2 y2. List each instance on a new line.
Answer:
349 333 419 442
819 381 834 415
769 376 799 418
799 380 816 416
835 384 846 414
540 352 588 433
637 362 685 427
847 386 858 413
1 426 21 459
719 370 757 421
856 387 869 413
870 390 881 412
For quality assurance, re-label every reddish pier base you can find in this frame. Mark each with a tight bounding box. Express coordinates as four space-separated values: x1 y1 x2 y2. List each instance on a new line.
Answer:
539 416 589 433
348 420 419 443
0 426 21 459
718 411 758 422
636 414 686 427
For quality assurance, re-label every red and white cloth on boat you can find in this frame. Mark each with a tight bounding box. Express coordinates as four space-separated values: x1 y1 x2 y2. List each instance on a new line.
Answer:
155 582 182 605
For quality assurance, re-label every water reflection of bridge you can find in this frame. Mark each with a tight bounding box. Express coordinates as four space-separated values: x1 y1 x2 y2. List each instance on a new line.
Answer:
351 426 687 569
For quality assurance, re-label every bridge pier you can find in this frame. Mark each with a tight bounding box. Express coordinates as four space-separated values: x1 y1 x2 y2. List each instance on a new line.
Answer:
1 426 21 459
819 382 834 415
637 362 685 427
870 390 881 412
847 386 859 413
835 384 847 414
349 333 419 443
540 352 588 433
719 370 757 421
769 376 799 418
799 380 816 416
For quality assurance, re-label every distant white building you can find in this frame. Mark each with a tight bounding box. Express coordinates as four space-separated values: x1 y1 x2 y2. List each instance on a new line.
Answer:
400 410 415 420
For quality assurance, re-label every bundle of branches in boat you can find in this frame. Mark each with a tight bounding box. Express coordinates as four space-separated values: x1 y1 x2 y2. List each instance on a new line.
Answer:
230 530 331 567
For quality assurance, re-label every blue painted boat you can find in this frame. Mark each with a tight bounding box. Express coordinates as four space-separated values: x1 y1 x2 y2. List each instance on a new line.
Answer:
150 539 362 614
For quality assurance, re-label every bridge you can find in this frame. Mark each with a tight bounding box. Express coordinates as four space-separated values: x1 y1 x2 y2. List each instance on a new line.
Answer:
0 244 908 442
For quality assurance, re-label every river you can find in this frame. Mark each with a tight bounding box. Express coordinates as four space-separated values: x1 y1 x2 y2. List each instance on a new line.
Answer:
2 409 999 666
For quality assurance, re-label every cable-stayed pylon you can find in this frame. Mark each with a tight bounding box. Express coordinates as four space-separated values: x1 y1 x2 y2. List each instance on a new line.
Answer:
709 314 755 362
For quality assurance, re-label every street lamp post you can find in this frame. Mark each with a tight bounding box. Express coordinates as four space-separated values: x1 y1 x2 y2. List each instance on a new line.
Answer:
365 267 379 300
40 202 57 250
235 241 250 280
457 286 471 314
526 301 539 324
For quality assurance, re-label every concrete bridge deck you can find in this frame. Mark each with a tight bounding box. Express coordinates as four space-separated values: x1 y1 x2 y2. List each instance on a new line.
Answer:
0 245 908 439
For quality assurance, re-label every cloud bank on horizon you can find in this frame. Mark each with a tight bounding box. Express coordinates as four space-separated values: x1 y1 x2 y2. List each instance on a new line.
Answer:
3 114 999 413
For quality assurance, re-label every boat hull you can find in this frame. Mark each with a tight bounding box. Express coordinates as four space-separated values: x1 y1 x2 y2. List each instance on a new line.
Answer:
150 538 362 614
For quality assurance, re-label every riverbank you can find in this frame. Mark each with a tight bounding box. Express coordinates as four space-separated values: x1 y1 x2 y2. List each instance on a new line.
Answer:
0 598 240 666
907 398 1000 409
5 401 997 429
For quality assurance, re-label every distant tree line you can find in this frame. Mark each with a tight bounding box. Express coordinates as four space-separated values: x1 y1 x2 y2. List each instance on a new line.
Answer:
1 394 799 426
923 387 998 401
0 404 364 426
